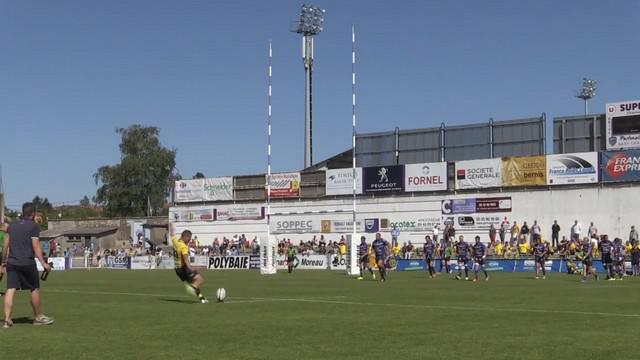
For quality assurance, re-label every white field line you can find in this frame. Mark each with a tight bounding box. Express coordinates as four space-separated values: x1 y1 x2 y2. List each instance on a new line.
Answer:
44 289 640 319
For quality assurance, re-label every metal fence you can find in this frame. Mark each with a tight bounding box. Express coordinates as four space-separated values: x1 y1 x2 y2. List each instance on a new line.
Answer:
553 114 606 154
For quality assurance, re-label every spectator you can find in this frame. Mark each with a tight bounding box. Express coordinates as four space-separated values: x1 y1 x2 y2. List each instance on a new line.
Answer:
489 224 497 244
510 221 520 244
588 222 598 239
499 221 507 244
629 226 639 243
551 220 561 248
432 225 439 243
531 220 541 244
404 242 414 259
520 221 530 245
571 220 582 241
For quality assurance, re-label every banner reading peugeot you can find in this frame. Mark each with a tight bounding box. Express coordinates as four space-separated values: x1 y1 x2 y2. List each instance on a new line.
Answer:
546 152 598 185
404 162 447 192
501 156 546 186
455 159 501 189
203 177 233 201
363 165 404 193
600 150 640 182
268 172 300 198
325 168 363 195
174 179 205 202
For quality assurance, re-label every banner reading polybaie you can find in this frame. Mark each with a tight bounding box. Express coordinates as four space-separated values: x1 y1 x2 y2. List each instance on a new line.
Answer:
267 172 300 198
600 150 640 182
547 152 598 185
325 168 363 195
501 156 546 186
455 159 501 189
404 162 447 192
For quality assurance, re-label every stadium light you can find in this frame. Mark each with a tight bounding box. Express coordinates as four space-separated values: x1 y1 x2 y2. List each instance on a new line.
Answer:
292 4 326 168
576 78 597 116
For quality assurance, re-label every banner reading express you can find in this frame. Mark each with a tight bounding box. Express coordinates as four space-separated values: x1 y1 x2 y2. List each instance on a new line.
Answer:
268 172 300 198
455 159 501 189
600 150 640 182
363 165 404 193
501 156 546 186
404 162 447 192
547 152 598 185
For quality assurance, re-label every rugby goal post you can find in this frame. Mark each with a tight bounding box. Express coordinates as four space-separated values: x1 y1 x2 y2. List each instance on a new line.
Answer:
259 235 277 275
345 234 360 276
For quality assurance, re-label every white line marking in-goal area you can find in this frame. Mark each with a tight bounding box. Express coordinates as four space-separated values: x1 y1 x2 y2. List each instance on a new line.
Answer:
44 289 640 319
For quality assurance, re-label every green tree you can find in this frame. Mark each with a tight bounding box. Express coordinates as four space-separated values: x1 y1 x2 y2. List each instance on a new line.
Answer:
94 125 177 217
32 195 53 214
193 172 205 179
80 195 91 207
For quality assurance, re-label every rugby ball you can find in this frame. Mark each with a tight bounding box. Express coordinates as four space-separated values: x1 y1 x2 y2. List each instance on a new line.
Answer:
216 288 226 303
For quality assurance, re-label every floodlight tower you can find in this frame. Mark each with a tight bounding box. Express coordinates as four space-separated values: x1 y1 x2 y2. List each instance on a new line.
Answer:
293 4 325 168
576 78 597 116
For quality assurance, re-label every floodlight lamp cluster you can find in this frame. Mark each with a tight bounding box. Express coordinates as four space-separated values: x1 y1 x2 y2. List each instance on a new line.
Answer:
295 4 325 35
577 78 597 100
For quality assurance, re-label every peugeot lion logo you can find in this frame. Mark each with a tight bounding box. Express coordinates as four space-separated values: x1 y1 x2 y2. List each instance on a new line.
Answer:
378 167 389 183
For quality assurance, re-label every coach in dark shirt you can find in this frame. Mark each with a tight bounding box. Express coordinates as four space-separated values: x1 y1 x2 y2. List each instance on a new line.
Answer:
1 202 54 328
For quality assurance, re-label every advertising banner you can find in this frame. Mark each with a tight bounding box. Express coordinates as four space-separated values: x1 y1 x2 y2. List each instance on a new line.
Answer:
208 256 255 270
404 162 447 192
322 220 363 233
174 179 205 203
441 214 505 230
37 257 66 271
546 152 598 185
268 172 300 198
105 256 129 269
364 218 380 233
276 255 328 270
455 159 501 189
501 156 546 186
170 208 215 222
395 259 427 271
271 219 318 234
379 217 441 232
363 165 404 193
474 197 512 213
600 150 640 182
130 256 157 270
216 205 264 221
325 168 363 195
329 255 347 270
203 177 233 201
606 100 640 150
441 199 476 214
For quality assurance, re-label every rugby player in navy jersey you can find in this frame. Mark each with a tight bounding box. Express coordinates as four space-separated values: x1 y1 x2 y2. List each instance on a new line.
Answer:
371 233 391 282
357 236 375 280
423 235 437 279
581 238 599 282
612 238 625 281
472 236 489 282
532 237 547 280
455 235 470 281
598 235 614 280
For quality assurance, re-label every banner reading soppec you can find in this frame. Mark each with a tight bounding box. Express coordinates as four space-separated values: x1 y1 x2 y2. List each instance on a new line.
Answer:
501 156 547 186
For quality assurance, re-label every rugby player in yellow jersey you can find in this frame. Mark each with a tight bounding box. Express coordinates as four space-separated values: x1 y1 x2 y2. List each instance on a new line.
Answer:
170 223 208 304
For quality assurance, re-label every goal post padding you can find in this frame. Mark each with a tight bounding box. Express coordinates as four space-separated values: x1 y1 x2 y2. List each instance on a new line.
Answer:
259 235 277 275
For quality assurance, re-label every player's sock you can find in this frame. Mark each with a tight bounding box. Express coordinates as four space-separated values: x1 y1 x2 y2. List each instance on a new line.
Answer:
542 267 546 276
368 268 374 275
379 268 386 281
464 268 468 278
191 284 205 300
483 269 488 278
360 267 364 277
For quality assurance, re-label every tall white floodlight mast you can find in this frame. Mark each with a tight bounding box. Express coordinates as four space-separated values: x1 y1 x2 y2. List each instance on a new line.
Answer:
576 78 597 116
293 4 325 169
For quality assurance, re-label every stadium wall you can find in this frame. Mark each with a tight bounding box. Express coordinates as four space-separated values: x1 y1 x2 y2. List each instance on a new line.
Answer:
170 184 639 246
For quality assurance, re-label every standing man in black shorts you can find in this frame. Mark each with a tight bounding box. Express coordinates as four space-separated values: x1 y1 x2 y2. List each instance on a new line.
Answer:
1 202 54 328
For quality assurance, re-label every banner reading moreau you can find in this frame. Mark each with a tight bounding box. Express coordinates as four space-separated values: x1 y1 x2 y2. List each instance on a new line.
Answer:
546 152 598 185
455 159 501 189
268 172 300 198
501 156 546 186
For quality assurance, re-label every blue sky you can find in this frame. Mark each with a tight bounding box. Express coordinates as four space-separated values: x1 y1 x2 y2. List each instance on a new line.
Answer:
1 0 638 208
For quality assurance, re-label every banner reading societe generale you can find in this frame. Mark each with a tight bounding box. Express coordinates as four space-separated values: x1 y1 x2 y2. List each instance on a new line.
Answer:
501 156 546 186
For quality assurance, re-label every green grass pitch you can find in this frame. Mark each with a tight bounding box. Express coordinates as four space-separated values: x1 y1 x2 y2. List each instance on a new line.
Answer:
0 270 638 360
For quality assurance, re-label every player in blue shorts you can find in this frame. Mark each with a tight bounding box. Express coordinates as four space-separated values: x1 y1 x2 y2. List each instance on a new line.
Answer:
532 237 547 280
612 238 625 281
472 236 489 282
423 235 437 278
357 236 374 280
371 233 390 282
598 234 614 280
581 238 599 282
455 235 470 281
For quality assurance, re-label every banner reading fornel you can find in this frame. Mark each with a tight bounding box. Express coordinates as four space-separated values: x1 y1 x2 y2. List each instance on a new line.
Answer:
455 159 501 189
268 172 300 198
501 156 546 186
404 162 447 192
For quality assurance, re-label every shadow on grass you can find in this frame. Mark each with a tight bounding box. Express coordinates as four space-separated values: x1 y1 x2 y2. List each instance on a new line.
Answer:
12 317 33 324
159 298 198 304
